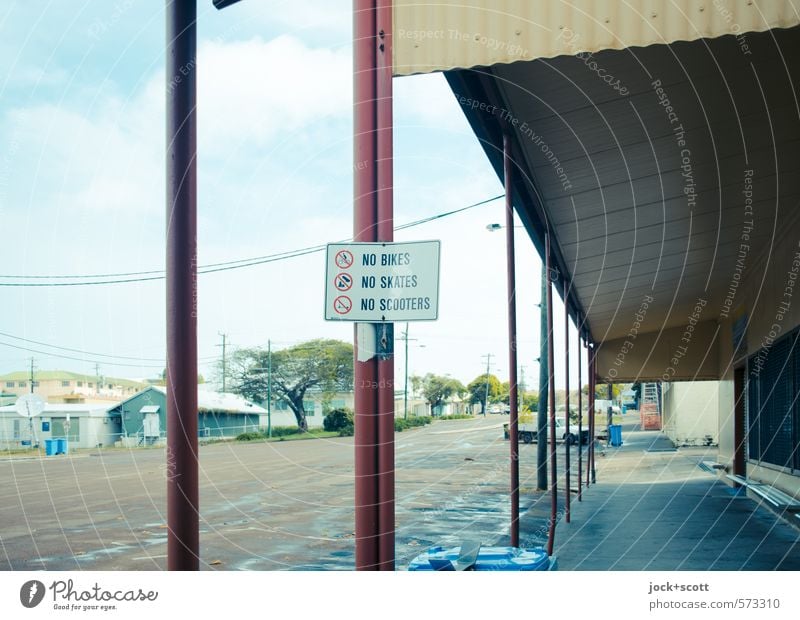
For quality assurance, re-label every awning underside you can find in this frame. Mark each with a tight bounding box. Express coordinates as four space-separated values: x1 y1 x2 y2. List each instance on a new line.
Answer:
448 27 800 365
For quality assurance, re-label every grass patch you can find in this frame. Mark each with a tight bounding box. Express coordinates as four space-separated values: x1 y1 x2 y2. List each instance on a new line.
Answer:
236 428 339 442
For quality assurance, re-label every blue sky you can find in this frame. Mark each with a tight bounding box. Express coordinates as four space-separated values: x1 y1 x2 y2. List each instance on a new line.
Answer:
0 1 582 390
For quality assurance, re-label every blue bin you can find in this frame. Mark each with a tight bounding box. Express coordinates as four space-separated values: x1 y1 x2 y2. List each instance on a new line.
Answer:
609 424 623 447
408 545 554 571
44 439 57 456
56 438 68 455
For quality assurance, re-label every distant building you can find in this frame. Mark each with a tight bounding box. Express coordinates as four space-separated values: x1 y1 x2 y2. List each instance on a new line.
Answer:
0 370 146 403
107 386 265 445
0 402 121 450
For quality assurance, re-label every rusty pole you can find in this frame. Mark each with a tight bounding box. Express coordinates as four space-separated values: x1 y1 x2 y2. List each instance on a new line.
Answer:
586 344 597 486
354 0 395 570
564 300 570 523
353 0 379 570
166 0 199 570
503 133 520 547
577 328 583 501
545 232 557 556
375 0 395 571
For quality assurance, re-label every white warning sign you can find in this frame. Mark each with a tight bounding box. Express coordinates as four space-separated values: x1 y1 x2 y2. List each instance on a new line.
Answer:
324 240 440 322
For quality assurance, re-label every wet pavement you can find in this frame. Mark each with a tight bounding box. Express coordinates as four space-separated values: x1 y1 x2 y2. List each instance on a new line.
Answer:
1 415 797 570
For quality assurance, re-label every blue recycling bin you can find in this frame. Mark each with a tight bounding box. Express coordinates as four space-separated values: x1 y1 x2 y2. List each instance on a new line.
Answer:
44 439 57 456
408 545 555 571
609 424 623 447
56 437 68 455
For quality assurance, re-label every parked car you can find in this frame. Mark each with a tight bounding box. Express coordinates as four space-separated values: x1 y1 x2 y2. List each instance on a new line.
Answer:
515 417 590 445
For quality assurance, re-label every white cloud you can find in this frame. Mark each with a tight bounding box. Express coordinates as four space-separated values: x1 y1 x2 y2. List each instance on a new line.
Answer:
197 35 351 150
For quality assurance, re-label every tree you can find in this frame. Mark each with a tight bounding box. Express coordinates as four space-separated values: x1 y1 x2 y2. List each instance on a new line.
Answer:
419 373 465 413
228 339 354 431
466 373 502 413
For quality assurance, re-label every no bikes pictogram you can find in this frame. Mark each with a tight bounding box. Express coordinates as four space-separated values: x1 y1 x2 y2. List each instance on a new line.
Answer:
335 250 354 269
333 295 352 315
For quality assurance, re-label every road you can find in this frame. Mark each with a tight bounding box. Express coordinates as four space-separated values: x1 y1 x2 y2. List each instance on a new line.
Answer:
0 416 547 570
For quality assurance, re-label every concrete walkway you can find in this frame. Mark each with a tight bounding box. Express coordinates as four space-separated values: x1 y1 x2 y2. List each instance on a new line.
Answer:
522 420 800 570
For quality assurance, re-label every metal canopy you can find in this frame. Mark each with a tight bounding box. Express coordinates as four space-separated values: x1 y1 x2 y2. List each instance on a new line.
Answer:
447 26 800 355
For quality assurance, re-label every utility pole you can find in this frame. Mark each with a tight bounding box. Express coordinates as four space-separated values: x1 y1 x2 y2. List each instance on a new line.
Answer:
29 357 35 394
397 324 419 419
217 333 227 392
267 339 272 438
481 353 493 415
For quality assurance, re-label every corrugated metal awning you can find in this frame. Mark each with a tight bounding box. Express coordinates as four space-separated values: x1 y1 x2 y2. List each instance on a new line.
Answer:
139 405 160 414
393 0 800 76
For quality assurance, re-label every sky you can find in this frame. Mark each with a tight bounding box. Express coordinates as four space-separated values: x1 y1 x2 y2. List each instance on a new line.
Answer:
0 0 585 392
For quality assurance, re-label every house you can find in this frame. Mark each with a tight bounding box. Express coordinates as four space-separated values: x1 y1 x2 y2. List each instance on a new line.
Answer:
0 370 146 403
107 386 265 445
0 402 121 450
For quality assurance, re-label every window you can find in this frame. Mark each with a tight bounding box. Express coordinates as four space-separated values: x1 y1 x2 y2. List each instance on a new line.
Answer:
303 400 316 416
62 381 70 387
5 382 13 388
31 381 39 388
77 382 83 387
747 329 799 471
275 401 289 411
18 381 26 388
88 382 94 388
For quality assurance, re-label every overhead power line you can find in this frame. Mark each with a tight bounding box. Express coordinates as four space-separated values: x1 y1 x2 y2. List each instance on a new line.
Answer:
0 195 504 287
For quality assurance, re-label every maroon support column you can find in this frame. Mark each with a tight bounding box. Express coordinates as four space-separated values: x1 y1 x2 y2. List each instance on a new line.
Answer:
586 347 592 485
503 133 520 547
545 233 557 556
375 0 395 571
564 302 570 523
353 0 395 570
166 0 199 571
577 329 583 501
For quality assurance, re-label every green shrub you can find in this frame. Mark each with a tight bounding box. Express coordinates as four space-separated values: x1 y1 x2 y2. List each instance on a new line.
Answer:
324 407 354 432
338 423 354 437
439 414 473 420
235 431 263 441
270 426 303 437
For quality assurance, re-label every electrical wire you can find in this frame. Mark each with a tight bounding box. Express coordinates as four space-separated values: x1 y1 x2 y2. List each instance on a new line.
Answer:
0 195 503 287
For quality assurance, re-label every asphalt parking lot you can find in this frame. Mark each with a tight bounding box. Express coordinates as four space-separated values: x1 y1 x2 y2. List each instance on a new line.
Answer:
0 417 526 570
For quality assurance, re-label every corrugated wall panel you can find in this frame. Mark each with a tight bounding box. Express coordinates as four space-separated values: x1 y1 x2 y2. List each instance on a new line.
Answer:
393 0 800 76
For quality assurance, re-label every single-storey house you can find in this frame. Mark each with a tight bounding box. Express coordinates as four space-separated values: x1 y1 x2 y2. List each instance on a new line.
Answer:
107 386 265 445
0 402 122 450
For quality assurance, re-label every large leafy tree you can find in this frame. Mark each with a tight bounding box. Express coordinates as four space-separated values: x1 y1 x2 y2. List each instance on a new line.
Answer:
466 373 502 414
418 373 465 412
228 339 353 431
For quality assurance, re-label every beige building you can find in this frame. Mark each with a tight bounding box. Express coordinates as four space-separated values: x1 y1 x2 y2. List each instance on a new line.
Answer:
662 382 719 447
0 370 145 404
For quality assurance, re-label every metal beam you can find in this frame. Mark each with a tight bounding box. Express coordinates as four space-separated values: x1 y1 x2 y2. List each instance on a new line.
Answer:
503 133 520 548
564 299 570 523
546 232 557 556
166 0 199 571
577 328 583 501
353 0 395 570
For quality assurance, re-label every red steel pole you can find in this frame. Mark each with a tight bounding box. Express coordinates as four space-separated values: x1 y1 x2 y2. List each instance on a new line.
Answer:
353 0 379 570
166 0 199 571
503 133 520 547
564 300 570 523
587 346 592 485
375 0 395 571
577 329 583 501
545 233 557 556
